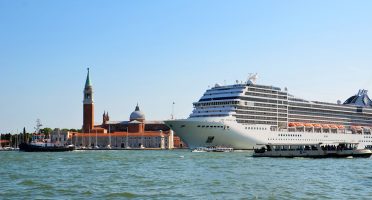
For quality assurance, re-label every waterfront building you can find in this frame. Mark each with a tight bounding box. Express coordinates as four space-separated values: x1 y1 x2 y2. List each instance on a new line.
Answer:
70 69 186 149
0 140 10 147
50 129 70 145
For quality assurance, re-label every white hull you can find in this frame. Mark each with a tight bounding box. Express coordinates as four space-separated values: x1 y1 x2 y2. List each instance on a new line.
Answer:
165 117 372 150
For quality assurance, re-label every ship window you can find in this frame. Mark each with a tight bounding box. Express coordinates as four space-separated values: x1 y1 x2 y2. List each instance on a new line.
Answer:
202 125 205 128
197 125 200 127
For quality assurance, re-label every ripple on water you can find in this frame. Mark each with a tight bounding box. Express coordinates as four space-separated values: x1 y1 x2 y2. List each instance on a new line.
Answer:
1 150 372 199
18 179 37 186
105 192 139 198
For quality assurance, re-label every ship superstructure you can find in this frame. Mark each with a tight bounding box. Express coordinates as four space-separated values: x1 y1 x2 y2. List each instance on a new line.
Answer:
165 75 372 149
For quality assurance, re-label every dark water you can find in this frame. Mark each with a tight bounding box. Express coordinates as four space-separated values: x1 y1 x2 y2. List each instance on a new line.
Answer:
0 150 371 199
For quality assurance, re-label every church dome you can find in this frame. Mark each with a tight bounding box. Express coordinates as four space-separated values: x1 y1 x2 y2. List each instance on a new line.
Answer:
130 104 145 121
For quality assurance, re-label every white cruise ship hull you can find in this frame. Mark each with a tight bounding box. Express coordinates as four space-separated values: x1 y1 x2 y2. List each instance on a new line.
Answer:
165 117 370 150
165 118 263 149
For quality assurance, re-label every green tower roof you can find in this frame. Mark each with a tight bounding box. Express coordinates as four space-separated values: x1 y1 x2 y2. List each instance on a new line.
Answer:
85 68 91 88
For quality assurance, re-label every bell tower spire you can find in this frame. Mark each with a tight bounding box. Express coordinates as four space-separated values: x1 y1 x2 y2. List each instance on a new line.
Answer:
83 68 93 104
83 68 94 132
85 67 91 88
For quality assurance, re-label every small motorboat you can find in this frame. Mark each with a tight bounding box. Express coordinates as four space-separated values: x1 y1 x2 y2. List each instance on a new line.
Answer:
192 146 234 152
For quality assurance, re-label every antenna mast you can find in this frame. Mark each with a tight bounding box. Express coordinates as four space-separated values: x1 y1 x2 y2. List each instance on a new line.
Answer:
34 119 43 134
171 102 175 119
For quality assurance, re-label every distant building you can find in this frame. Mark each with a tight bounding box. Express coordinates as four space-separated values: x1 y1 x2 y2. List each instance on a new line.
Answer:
50 129 70 145
70 69 186 149
0 140 10 147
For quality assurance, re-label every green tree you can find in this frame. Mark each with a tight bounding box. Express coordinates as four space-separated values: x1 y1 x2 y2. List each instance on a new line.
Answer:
22 127 27 143
40 128 53 137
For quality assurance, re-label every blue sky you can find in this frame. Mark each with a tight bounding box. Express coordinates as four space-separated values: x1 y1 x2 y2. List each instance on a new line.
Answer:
1 0 372 133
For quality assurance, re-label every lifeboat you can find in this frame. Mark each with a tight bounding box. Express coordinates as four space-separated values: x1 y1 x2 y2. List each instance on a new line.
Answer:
321 124 330 129
288 122 296 127
312 124 322 128
337 125 345 129
304 123 313 127
329 124 338 129
351 126 362 130
312 123 321 127
295 122 304 127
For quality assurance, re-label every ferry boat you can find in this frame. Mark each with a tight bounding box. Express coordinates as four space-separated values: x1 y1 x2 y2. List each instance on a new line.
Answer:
165 74 372 150
253 142 372 158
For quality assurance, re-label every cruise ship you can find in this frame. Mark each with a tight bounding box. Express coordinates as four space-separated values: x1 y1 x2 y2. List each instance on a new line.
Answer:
165 74 372 150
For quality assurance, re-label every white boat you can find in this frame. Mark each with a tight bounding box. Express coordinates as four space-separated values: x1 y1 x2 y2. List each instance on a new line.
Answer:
253 142 372 158
191 146 233 152
165 74 372 150
191 147 207 152
0 147 16 151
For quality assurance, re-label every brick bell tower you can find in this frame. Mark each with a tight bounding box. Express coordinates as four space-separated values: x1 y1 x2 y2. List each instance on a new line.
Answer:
83 68 94 133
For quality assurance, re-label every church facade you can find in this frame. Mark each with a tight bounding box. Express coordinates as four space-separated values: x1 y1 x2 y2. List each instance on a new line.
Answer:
70 69 186 149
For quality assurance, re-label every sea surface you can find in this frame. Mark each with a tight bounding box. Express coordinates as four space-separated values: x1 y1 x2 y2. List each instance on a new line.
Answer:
0 150 371 199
